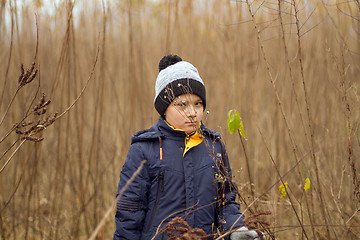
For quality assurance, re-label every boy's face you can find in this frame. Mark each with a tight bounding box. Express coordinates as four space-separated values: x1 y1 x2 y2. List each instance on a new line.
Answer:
164 94 204 134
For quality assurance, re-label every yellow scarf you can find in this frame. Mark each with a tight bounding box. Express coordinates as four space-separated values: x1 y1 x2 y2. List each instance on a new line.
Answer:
164 121 204 156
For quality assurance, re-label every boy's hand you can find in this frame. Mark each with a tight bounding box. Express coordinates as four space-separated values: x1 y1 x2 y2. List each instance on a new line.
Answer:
230 226 266 240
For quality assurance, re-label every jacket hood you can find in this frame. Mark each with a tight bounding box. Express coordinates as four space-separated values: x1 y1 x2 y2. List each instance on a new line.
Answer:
131 117 221 144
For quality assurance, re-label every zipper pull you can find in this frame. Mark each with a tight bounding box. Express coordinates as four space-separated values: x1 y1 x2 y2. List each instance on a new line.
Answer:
158 136 163 161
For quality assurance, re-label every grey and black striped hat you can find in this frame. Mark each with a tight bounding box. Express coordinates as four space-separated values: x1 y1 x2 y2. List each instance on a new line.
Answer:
154 56 206 116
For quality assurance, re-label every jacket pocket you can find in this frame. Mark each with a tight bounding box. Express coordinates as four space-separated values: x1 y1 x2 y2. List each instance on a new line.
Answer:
145 170 164 233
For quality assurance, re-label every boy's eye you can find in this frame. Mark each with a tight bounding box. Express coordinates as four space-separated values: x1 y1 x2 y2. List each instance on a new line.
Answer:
173 100 202 108
175 103 186 107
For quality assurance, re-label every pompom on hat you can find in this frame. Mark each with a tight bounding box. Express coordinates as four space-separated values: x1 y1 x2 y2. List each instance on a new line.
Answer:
154 55 206 116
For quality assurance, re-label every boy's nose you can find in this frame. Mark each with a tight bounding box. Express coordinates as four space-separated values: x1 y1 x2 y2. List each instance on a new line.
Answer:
186 105 197 118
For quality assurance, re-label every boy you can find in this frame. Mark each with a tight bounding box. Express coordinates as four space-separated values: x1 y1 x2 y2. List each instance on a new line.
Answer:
113 55 265 240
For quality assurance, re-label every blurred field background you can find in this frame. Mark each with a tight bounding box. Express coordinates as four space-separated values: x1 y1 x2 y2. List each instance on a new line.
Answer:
0 0 359 239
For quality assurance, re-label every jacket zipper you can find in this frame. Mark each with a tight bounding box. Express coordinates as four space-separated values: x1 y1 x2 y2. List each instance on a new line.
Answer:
145 170 164 233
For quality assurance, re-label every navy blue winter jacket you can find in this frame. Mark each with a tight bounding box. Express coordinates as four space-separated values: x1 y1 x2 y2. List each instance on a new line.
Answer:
113 117 244 240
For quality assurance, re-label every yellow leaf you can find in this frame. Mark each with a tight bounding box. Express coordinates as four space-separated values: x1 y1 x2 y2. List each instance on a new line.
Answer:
278 182 288 199
304 178 310 191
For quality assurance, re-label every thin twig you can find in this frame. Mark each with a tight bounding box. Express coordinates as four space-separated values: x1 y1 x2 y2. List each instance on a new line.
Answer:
292 1 331 238
245 1 309 238
0 0 14 108
54 35 100 121
0 139 26 174
237 130 255 203
278 1 316 238
220 148 311 240
257 127 309 239
0 14 39 127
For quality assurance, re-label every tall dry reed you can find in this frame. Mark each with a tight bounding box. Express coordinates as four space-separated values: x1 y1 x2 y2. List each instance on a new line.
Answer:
0 0 359 239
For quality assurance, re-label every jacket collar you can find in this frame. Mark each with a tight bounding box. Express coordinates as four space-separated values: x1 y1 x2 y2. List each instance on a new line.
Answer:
131 117 221 144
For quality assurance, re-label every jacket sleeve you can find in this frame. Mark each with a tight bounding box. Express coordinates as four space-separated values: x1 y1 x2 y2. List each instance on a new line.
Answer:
220 143 245 232
113 143 150 240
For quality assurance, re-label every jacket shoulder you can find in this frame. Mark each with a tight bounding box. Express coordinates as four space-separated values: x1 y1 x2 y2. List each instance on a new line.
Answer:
131 123 161 144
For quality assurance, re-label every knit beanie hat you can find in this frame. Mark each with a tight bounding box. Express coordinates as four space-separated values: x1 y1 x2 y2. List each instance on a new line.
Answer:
154 55 206 116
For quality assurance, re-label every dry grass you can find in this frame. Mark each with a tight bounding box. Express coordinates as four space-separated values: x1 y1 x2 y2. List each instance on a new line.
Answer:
0 0 359 239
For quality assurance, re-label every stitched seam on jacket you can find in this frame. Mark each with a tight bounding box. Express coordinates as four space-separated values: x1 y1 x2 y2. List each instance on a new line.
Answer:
117 199 142 212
